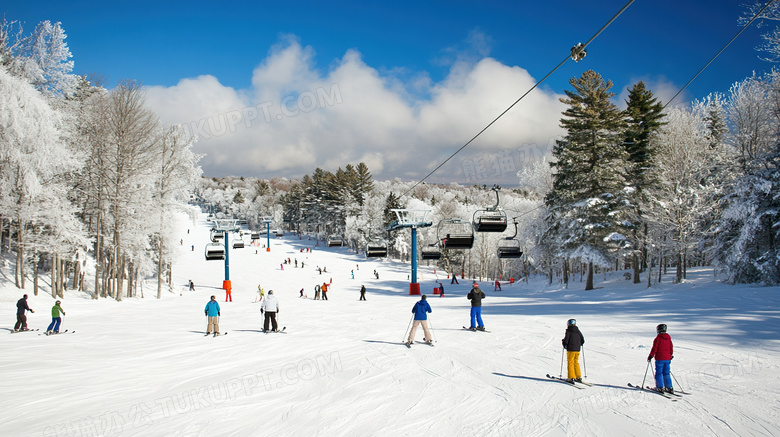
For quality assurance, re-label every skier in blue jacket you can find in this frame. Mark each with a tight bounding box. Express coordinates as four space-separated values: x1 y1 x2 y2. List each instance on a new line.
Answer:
406 295 433 346
204 295 221 335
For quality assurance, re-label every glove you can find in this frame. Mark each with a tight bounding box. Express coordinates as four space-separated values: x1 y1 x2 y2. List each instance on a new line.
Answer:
671 355 674 360
218 311 221 316
30 309 34 313
205 312 207 316
647 356 653 362
261 309 264 314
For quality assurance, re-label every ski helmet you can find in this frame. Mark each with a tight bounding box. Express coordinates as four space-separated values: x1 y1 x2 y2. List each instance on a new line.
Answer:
656 324 667 333
421 294 427 300
567 319 576 326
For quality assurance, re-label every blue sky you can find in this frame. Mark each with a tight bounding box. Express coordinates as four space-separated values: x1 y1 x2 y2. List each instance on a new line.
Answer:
3 0 775 183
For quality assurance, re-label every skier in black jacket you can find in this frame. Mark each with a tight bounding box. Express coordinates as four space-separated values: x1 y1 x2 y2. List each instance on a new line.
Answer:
562 319 584 382
14 294 34 331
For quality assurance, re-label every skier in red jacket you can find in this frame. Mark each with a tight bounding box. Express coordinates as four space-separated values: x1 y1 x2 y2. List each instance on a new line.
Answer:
648 324 674 394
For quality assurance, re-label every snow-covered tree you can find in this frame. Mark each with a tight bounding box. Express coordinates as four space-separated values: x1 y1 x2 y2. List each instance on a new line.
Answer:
0 67 85 289
543 70 632 290
6 20 77 96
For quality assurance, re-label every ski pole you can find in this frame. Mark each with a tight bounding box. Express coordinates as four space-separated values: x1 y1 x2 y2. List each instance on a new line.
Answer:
428 317 436 343
641 360 651 388
560 348 565 379
402 314 414 342
671 371 685 393
582 345 587 378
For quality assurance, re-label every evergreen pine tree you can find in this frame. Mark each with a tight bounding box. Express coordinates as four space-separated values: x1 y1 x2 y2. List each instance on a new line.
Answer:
544 70 632 290
623 81 665 283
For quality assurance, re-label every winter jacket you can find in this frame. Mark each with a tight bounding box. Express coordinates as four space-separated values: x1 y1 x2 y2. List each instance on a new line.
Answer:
467 288 485 307
205 300 221 317
16 298 31 315
262 295 279 313
412 300 432 321
649 333 673 361
562 325 584 352
51 304 65 318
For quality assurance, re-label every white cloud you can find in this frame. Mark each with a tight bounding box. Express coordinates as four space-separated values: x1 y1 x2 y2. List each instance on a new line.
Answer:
616 75 686 110
144 36 565 184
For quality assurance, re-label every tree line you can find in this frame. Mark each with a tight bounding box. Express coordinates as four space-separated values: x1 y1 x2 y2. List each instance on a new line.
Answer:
0 20 201 300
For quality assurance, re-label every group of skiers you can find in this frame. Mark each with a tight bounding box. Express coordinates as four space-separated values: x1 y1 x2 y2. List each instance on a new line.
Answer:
404 284 675 394
12 294 67 335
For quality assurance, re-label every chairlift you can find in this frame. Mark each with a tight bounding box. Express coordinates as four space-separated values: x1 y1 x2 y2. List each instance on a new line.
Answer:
420 243 442 260
204 243 226 261
251 232 260 240
497 220 523 259
473 186 507 233
327 236 343 247
233 238 244 249
437 218 474 250
365 240 388 258
210 229 224 242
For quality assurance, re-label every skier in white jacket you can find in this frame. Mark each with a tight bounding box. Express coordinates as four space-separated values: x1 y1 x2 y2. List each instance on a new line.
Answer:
261 290 280 332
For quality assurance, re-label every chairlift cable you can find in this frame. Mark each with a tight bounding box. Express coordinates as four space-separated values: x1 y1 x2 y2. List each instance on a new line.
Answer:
399 0 636 199
663 0 777 110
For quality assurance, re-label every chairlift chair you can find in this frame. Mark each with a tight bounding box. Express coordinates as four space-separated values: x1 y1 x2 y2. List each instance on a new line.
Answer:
365 240 388 258
233 238 244 249
204 243 226 261
327 236 343 247
437 218 474 250
473 186 507 232
421 243 442 260
497 220 523 259
210 229 224 242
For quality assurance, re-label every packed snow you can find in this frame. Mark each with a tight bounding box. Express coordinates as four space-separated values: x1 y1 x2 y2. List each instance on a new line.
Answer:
1 210 779 437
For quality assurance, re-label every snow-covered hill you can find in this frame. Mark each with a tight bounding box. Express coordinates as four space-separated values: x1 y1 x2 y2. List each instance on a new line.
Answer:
1 210 779 437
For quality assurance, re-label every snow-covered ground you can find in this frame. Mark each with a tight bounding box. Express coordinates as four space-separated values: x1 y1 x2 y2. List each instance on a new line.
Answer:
2 210 779 437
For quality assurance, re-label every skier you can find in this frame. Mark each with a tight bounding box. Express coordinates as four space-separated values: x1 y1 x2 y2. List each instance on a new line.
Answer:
314 284 321 300
648 324 674 394
467 283 486 331
46 300 66 334
359 284 366 301
562 319 585 382
438 282 444 297
351 270 355 279
494 279 501 291
450 273 459 284
321 282 329 300
299 288 305 298
204 295 221 335
189 280 195 291
255 285 265 303
406 295 433 346
14 294 34 331
261 290 279 332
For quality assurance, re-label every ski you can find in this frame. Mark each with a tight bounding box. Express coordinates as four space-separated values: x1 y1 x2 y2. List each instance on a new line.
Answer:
627 383 676 400
645 386 682 397
462 326 490 333
11 329 39 334
42 330 72 336
206 332 228 337
404 341 412 348
574 379 593 387
262 327 286 334
546 374 585 389
423 338 435 346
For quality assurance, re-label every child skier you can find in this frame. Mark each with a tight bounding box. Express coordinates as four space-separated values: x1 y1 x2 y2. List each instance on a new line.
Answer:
648 324 674 393
406 295 433 346
562 319 585 382
46 300 66 334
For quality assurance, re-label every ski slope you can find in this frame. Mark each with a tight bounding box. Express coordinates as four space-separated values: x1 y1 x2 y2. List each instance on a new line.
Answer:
1 209 779 437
